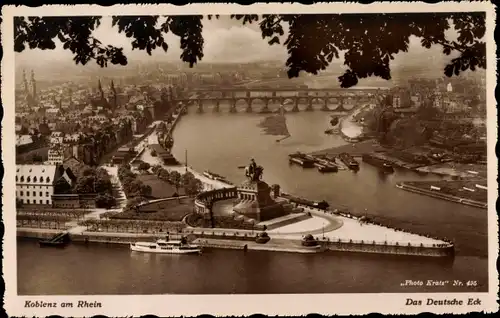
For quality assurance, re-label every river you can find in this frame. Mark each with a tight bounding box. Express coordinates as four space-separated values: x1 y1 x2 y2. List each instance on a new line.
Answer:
17 109 488 295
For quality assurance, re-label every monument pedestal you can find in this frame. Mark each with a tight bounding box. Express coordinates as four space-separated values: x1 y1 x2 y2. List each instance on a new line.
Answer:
233 180 286 222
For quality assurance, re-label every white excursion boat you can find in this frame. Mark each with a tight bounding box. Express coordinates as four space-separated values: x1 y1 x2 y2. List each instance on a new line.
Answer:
130 238 202 254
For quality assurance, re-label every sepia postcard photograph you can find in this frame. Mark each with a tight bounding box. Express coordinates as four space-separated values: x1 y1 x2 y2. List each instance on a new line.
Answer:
2 2 498 316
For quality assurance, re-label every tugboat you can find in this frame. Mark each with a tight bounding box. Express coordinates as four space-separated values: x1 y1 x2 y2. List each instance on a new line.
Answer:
130 236 202 254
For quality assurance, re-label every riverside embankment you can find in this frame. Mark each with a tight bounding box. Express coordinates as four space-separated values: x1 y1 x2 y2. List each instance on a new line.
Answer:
17 219 454 257
396 182 487 209
17 189 454 258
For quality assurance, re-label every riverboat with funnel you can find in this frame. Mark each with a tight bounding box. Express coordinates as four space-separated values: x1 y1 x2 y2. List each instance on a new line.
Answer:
130 238 202 254
203 170 229 182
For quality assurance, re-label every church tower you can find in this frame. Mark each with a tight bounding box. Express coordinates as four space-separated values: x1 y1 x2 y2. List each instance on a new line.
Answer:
22 69 30 95
110 80 118 110
30 70 37 102
97 79 105 101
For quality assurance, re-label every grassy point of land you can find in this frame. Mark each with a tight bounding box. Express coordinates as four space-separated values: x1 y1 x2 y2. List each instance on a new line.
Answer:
136 173 185 198
113 198 195 222
311 139 384 157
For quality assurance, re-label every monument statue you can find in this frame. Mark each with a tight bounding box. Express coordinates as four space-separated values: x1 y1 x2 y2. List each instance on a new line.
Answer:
236 158 285 222
245 158 263 182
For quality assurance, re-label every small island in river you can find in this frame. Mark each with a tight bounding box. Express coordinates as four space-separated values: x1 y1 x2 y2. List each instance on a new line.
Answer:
258 112 291 142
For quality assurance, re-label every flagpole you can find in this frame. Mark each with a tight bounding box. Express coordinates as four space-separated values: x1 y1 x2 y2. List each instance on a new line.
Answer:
185 149 188 173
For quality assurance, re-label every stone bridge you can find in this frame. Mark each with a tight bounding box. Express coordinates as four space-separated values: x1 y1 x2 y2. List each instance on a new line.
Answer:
175 88 385 114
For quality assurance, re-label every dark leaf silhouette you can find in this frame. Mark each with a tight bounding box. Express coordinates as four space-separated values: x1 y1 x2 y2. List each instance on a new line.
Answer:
14 13 486 88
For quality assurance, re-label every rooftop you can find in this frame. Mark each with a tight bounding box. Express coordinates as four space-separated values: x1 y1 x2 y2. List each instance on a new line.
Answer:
16 164 58 185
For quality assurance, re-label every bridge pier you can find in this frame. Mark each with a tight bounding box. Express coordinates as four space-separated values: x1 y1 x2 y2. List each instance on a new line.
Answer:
291 100 300 112
305 100 313 111
229 101 237 113
213 101 220 113
196 100 204 114
321 100 329 111
246 99 253 113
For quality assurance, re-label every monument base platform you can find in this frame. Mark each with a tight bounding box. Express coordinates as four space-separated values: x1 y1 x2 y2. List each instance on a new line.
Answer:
233 200 287 222
257 212 312 230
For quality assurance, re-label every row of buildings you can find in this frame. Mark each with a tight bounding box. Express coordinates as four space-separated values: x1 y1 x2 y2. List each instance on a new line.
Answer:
389 80 486 115
16 74 182 166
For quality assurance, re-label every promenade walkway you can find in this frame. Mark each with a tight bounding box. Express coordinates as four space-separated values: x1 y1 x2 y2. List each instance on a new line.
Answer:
140 132 232 190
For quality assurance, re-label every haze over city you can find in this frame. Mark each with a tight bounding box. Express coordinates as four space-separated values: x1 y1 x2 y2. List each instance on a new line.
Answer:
15 15 465 81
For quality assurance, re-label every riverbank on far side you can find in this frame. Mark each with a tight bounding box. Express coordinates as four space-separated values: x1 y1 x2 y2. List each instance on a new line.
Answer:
396 182 487 210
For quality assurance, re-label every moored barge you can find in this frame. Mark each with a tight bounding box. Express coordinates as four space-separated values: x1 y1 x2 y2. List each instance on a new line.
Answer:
288 152 315 168
339 152 359 170
362 153 394 173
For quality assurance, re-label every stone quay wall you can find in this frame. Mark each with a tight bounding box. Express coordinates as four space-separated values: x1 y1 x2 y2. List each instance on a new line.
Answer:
322 239 455 258
292 203 455 258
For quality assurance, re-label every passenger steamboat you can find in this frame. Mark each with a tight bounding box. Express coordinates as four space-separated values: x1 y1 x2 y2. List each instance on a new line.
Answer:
130 237 202 254
203 170 228 182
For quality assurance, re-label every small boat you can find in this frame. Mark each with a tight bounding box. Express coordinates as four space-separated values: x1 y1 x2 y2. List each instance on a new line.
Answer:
38 240 68 248
130 238 202 254
39 232 70 248
203 170 228 182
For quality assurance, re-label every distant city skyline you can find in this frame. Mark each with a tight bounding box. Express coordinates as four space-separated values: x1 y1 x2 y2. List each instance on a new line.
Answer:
16 15 460 73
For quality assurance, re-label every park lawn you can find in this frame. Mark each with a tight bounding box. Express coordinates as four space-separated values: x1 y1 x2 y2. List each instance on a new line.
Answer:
137 173 185 198
113 199 195 222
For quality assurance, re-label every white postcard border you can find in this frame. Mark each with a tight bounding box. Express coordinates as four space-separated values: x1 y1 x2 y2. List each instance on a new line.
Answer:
2 2 498 316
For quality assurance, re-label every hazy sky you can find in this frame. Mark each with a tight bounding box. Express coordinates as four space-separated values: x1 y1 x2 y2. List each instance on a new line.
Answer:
15 15 457 71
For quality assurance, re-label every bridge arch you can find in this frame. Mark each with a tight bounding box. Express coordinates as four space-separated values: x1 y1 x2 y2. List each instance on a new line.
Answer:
295 97 310 111
341 96 356 110
282 97 299 112
310 97 325 104
234 98 250 112
326 96 343 110
249 97 269 113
